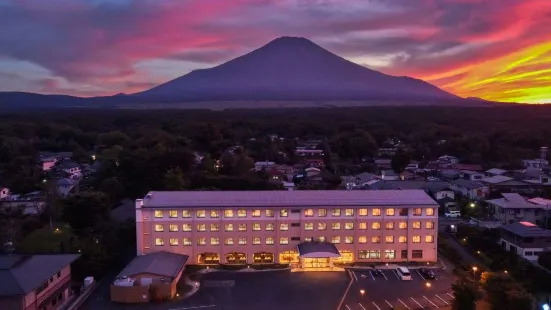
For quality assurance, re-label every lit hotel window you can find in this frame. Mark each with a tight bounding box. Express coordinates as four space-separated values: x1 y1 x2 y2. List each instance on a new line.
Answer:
385 222 394 230
252 237 261 245
182 210 191 218
155 238 164 246
280 237 289 245
266 223 274 231
238 224 247 232
280 209 288 217
332 209 341 216
182 224 192 232
385 250 396 259
318 236 326 242
412 236 421 243
399 236 407 243
210 224 219 232
238 209 247 217
305 209 314 217
318 223 327 230
399 222 407 229
210 210 220 218
211 238 219 245
413 221 421 229
266 209 274 217
196 210 206 218
426 221 435 229
372 236 381 243
385 236 394 243
224 210 234 218
359 222 367 230
154 224 164 232
345 209 354 216
331 236 340 244
253 223 261 231
304 223 314 230
197 237 206 246
197 224 206 232
225 224 234 232
359 208 368 216
252 209 261 217
239 237 247 245
332 223 341 230
425 235 434 243
154 210 164 218
318 209 327 217
413 208 422 216
386 208 395 216
345 236 354 244
359 236 367 244
304 237 313 242
372 208 381 216
225 238 234 245
169 210 178 218
183 238 192 246
426 208 435 216
169 238 178 246
372 222 381 230
280 223 289 231
266 237 274 245
169 224 178 232
345 222 354 230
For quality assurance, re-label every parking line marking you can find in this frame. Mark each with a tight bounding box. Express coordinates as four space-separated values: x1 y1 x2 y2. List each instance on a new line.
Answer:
397 298 410 310
358 303 367 310
424 296 438 308
382 270 388 280
338 271 355 310
392 270 400 280
345 305 351 310
370 271 376 281
371 302 381 310
436 294 449 305
410 297 423 308
169 305 216 310
385 300 393 308
447 292 455 299
417 270 425 280
352 271 359 282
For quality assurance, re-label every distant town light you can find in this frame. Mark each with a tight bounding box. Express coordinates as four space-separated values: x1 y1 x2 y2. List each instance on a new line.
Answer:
91 154 96 161
469 203 476 208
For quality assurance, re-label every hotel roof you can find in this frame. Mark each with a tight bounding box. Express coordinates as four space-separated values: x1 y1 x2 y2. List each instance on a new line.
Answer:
141 190 438 208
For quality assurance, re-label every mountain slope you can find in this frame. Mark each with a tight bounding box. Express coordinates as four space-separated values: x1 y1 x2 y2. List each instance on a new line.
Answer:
134 36 458 101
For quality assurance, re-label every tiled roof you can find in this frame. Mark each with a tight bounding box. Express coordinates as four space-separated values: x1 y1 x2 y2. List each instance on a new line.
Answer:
117 251 188 279
486 168 508 175
486 193 539 209
141 190 438 208
0 254 80 296
501 222 551 238
481 175 513 184
449 179 485 189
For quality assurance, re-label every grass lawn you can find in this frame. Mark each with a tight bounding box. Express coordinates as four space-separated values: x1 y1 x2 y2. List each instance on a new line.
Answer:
18 223 75 253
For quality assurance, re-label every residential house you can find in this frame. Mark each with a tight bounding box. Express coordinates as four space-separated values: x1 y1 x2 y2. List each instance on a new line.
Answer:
405 161 420 171
460 170 485 181
37 152 73 172
523 159 548 169
110 251 188 303
194 152 204 164
481 175 534 194
56 160 82 180
515 167 551 186
341 172 380 189
266 168 287 184
373 159 392 171
485 168 508 177
377 148 397 157
0 191 46 215
453 164 483 171
0 187 9 199
295 148 324 157
487 193 549 225
438 155 459 164
439 169 460 181
498 222 551 261
448 179 488 200
303 159 324 169
0 254 80 310
380 170 399 180
56 178 78 197
254 161 275 171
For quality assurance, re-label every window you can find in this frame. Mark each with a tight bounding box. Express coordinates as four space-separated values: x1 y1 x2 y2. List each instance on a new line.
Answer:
399 236 407 243
196 210 206 218
332 222 341 230
332 236 341 244
372 208 381 216
197 224 206 232
198 237 206 245
169 238 178 246
401 250 408 259
425 235 434 243
344 222 354 230
345 236 354 244
154 210 163 218
266 237 275 245
304 237 313 242
386 208 395 216
252 223 261 231
169 210 178 218
266 223 274 231
210 237 219 245
359 222 367 230
266 209 274 217
385 250 396 259
155 238 164 246
412 250 423 259
238 223 247 232
332 209 341 216
385 236 394 243
210 224 219 232
426 221 435 229
399 222 407 230
224 210 234 218
398 208 408 216
280 209 288 217
345 209 354 216
182 224 192 232
359 250 380 259
318 236 326 242
413 221 421 229
372 222 381 230
225 238 234 245
225 224 234 232
359 236 367 244
318 223 327 230
413 208 422 216
252 209 261 217
291 223 300 227
305 223 314 230
239 237 247 245
359 208 368 216
238 209 247 217
183 238 192 246
169 224 178 232
210 210 220 218
318 209 327 217
291 209 301 214
280 237 289 245
182 210 191 218
426 208 435 216
154 224 164 232
280 223 289 231
305 209 314 217
412 236 421 243
252 237 261 245
385 222 394 230
372 236 381 243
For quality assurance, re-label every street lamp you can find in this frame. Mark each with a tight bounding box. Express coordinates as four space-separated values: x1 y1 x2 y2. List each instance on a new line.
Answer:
360 289 365 301
472 266 478 281
425 282 431 308
470 203 476 208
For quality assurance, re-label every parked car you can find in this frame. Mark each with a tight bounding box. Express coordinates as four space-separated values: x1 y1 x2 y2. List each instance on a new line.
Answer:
419 268 435 280
445 210 461 218
370 265 383 276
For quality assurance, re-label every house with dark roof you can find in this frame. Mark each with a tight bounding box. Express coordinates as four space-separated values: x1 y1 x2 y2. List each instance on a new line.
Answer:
110 251 188 303
499 221 551 261
487 193 550 225
448 179 489 200
0 254 80 310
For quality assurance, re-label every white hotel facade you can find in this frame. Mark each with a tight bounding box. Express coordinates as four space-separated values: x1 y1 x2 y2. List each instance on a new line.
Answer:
135 190 439 268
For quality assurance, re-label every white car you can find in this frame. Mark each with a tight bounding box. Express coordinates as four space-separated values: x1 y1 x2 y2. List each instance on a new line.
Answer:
445 211 461 218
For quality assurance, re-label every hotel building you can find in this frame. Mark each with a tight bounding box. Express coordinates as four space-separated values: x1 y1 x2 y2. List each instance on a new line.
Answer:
135 190 439 268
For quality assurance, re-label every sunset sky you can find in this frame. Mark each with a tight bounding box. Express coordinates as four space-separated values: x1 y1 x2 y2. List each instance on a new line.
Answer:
0 0 549 103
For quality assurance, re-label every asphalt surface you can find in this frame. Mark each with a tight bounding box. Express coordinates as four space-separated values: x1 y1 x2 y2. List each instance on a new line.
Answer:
343 267 456 310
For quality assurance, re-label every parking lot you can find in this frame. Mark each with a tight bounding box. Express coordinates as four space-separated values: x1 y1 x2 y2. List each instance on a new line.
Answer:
343 268 456 310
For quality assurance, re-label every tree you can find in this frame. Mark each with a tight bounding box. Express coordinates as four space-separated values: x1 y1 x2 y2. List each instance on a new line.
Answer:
163 168 187 190
43 179 62 231
61 192 110 235
481 271 533 310
391 149 410 174
451 275 482 310
99 177 126 204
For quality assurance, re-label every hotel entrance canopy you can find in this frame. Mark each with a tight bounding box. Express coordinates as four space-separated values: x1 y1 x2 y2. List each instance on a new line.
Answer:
297 242 341 258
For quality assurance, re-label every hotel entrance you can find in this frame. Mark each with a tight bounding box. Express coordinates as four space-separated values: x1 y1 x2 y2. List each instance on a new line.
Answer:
296 242 341 270
303 257 330 268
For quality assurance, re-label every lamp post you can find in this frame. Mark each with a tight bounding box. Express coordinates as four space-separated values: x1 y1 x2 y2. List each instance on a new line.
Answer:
425 282 431 308
360 289 365 302
472 266 478 281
